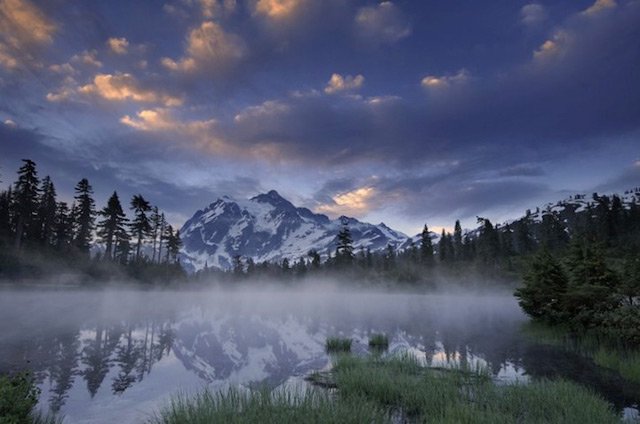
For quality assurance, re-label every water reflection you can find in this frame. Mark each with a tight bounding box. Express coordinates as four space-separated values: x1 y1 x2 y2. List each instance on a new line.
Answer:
0 289 637 423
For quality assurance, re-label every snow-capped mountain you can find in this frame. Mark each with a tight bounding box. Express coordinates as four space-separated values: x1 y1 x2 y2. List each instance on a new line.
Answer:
179 190 408 272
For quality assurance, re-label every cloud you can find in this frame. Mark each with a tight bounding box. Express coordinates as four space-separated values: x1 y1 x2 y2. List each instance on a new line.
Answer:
316 186 376 217
520 3 547 27
254 0 304 19
355 1 411 44
49 63 76 75
201 0 237 18
3 118 16 127
79 73 183 106
162 21 246 73
324 73 365 94
107 37 129 55
234 100 290 123
0 0 56 69
583 0 617 16
71 50 103 67
421 69 470 89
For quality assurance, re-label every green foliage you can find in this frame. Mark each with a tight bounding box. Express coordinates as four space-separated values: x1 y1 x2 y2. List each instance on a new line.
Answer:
515 249 569 323
0 372 39 424
325 337 352 353
0 372 61 424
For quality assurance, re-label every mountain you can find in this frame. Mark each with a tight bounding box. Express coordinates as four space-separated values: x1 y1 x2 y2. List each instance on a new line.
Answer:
179 190 408 272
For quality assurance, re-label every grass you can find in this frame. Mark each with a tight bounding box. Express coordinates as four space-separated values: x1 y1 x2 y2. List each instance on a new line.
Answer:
147 388 385 424
523 321 640 384
151 353 622 424
593 348 640 385
368 333 389 351
325 337 352 353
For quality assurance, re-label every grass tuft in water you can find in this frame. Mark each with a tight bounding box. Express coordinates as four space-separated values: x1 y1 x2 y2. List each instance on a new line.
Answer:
325 337 352 353
368 334 389 351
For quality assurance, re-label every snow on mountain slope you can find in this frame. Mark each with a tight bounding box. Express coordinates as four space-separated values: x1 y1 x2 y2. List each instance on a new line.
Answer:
179 190 408 272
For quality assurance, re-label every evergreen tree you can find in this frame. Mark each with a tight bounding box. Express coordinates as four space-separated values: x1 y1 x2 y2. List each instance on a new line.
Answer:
420 224 434 265
453 220 463 261
156 213 166 264
97 192 128 260
620 257 640 306
150 206 161 263
477 218 499 265
12 159 40 249
515 212 536 254
129 194 152 261
0 188 12 242
37 176 57 246
281 258 290 272
73 178 96 254
540 210 568 251
54 202 73 251
563 240 619 325
384 244 395 270
438 229 447 262
164 227 182 263
514 249 569 323
114 229 132 265
336 219 354 265
307 249 321 268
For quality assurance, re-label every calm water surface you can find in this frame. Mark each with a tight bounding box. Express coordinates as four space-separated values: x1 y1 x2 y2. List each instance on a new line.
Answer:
0 287 638 423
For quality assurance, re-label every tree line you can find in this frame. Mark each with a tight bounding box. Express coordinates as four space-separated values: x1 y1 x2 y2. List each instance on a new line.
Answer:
0 159 184 281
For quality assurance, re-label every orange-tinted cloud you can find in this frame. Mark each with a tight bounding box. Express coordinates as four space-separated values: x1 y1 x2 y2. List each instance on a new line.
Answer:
162 21 246 73
79 73 183 106
0 0 56 69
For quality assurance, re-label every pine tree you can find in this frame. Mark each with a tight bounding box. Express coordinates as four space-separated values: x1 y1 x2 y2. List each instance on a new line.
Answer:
0 188 12 242
73 178 96 254
150 206 161 263
129 194 152 261
620 257 640 306
438 229 447 262
36 176 58 246
336 219 354 265
514 249 569 323
307 249 321 268
563 239 619 325
420 224 434 265
453 220 463 261
12 159 40 249
156 213 166 264
54 202 73 251
477 218 499 265
114 229 132 265
165 227 182 263
97 192 128 260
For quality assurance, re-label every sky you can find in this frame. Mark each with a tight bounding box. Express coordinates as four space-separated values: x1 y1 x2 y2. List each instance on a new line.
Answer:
0 0 639 235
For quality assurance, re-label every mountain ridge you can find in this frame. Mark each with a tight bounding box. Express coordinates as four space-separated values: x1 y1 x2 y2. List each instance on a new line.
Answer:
179 190 408 272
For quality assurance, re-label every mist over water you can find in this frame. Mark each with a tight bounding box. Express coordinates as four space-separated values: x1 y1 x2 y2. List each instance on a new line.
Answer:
0 283 637 423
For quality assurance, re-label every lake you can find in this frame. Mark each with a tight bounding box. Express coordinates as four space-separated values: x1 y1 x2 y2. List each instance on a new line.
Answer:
0 287 638 423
